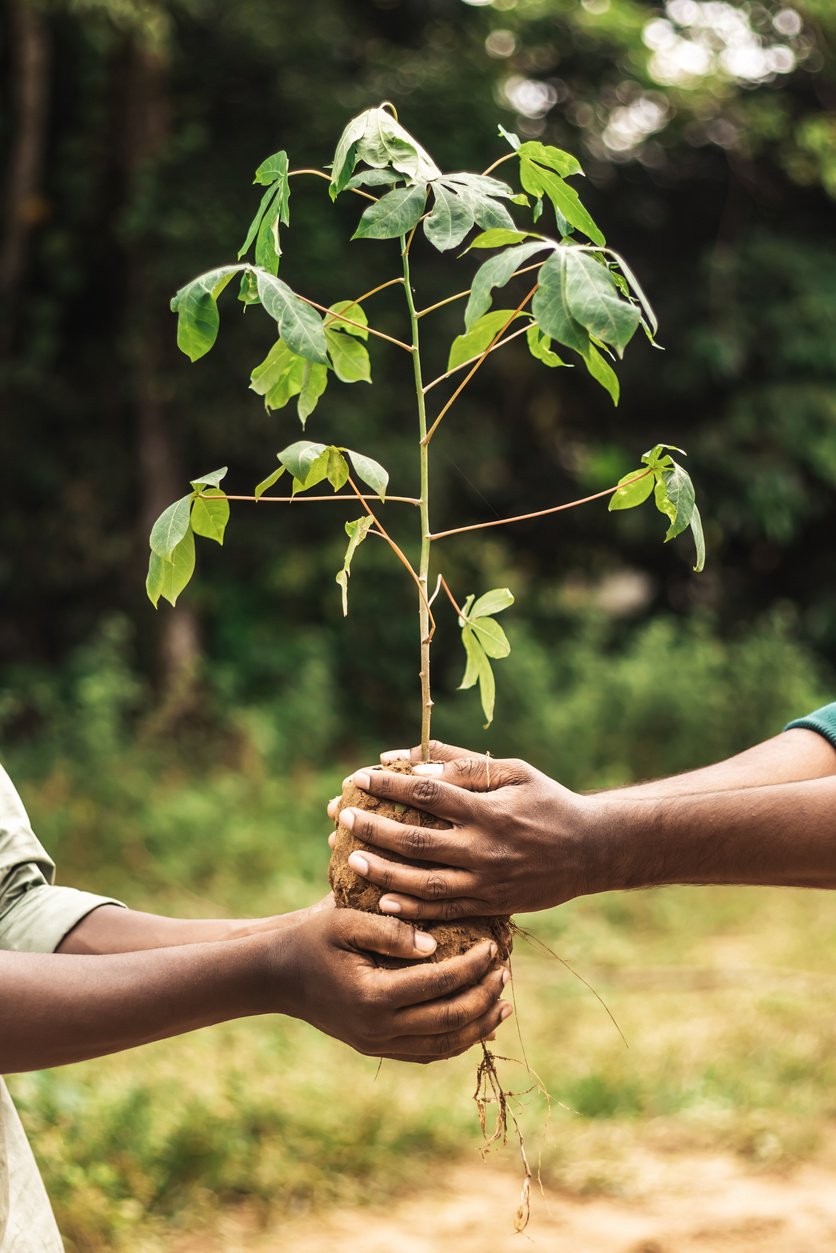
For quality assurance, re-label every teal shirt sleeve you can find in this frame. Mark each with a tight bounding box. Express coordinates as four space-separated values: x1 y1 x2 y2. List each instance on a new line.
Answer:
784 701 836 751
0 764 124 953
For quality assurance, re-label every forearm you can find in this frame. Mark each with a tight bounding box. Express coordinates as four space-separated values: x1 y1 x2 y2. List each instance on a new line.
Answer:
610 729 836 800
585 774 836 893
56 903 315 955
0 931 287 1073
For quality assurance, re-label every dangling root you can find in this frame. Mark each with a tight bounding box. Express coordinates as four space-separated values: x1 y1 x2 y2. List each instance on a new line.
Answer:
473 1042 550 1233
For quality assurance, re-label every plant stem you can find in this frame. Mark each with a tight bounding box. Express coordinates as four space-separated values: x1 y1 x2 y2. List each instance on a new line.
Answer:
401 235 433 761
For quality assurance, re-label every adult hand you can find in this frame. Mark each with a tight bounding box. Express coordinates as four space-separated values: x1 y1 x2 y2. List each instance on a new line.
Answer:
281 905 511 1063
329 742 597 920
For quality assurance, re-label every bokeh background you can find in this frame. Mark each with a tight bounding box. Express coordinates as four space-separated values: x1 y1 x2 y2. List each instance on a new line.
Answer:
2 1 836 1248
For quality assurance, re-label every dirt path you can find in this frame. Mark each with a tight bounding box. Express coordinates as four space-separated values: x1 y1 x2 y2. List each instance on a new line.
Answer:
172 1141 836 1252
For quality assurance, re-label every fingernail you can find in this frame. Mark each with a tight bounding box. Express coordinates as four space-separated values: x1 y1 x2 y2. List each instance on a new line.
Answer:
379 896 401 914
381 749 409 763
415 932 437 954
348 852 369 875
499 1003 513 1021
502 969 511 986
489 942 498 959
352 771 371 790
413 763 443 776
338 808 355 831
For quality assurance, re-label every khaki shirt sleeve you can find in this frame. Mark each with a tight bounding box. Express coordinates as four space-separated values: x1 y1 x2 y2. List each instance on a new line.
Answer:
0 764 124 953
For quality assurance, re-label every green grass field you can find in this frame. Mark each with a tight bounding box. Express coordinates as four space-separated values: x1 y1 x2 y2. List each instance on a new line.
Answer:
6 749 836 1251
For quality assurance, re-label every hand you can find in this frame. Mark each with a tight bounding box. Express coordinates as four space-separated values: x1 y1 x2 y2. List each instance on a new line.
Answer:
280 904 511 1063
328 742 596 920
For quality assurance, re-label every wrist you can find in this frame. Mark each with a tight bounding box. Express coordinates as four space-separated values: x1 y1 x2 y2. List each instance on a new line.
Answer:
572 790 640 897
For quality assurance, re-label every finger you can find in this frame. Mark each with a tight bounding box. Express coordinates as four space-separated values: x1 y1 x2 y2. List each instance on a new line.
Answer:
396 966 508 1035
392 1000 513 1060
349 767 485 824
327 796 340 821
347 848 474 904
384 939 497 1009
339 910 438 960
377 892 488 922
338 806 469 866
380 741 474 766
413 754 530 794
328 831 336 850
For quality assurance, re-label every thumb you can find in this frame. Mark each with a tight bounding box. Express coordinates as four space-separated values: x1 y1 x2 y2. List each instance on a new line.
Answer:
342 910 438 960
380 740 473 766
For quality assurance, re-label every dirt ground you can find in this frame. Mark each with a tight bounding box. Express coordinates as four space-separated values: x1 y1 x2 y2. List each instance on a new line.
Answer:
172 1140 836 1253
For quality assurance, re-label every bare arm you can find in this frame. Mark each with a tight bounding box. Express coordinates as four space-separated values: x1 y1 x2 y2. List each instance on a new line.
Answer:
2 909 510 1073
335 731 836 917
56 901 325 954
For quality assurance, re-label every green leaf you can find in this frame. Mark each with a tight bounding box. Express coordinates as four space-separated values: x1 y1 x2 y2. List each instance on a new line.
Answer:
459 625 497 728
190 467 228 491
239 153 290 275
297 362 329 426
469 587 515 618
238 269 260 306
608 468 654 511
250 339 307 410
325 328 371 383
443 173 516 199
345 169 401 189
293 449 330 494
584 342 620 404
326 448 350 492
469 228 533 250
347 449 389 500
517 141 583 178
330 112 370 198
471 616 510 659
465 240 553 330
498 123 521 151
254 465 286 499
690 504 706 573
526 324 567 368
190 491 230 545
530 252 590 356
170 266 245 362
352 183 427 241
519 157 605 246
255 204 282 276
448 309 525 371
642 443 686 470
423 183 474 252
657 463 696 540
336 516 374 616
146 529 195 608
149 495 193 559
254 151 291 188
279 440 327 484
325 300 369 340
604 249 658 339
238 182 282 262
255 272 329 364
563 250 641 357
356 107 441 183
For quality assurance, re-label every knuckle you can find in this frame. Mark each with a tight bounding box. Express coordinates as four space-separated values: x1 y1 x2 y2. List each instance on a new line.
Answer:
412 778 441 806
433 965 459 998
424 872 448 900
435 1032 457 1058
403 825 430 856
449 756 483 787
442 1001 467 1033
441 899 465 922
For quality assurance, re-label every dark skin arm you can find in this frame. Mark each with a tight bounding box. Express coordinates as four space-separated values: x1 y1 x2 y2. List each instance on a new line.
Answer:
330 730 836 919
2 905 511 1073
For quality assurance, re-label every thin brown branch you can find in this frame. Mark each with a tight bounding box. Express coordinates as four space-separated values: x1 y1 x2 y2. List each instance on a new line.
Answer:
439 574 463 617
423 282 539 444
226 493 421 505
288 168 378 203
429 470 653 541
295 293 414 352
415 260 544 320
480 151 517 179
423 323 530 395
353 276 405 305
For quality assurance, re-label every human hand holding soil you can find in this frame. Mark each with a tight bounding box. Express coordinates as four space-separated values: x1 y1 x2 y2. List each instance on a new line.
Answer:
281 906 511 1063
327 742 592 919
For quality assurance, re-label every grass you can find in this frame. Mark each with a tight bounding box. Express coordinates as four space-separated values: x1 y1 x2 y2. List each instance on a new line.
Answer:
6 744 836 1249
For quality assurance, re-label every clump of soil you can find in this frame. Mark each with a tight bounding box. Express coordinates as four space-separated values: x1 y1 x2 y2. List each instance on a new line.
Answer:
329 760 512 964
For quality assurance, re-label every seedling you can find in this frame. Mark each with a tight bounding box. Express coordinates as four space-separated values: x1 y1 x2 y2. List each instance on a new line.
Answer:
147 103 703 751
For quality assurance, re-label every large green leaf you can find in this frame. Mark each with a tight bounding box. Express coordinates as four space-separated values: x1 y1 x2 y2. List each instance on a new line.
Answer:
347 449 388 500
170 266 245 362
331 106 440 198
190 467 228 491
423 183 474 252
530 251 590 356
325 328 371 383
584 342 620 404
609 468 654 511
250 339 307 410
146 529 195 608
448 310 525 371
297 362 329 426
657 463 696 540
255 272 329 364
517 141 583 178
330 112 369 198
471 616 510 659
469 228 533 250
563 251 641 357
278 440 327 484
325 300 369 340
352 183 427 241
150 495 193 559
526 324 567 368
190 491 229 545
465 240 553 329
470 587 515 618
519 157 605 246
459 625 497 727
336 516 374 616
238 151 290 276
